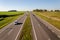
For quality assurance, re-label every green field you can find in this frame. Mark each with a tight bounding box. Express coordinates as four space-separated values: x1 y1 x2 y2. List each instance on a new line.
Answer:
20 14 32 40
34 12 60 29
0 12 24 29
0 11 24 15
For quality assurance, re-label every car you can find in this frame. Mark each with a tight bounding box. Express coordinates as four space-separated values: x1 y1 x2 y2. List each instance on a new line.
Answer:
14 22 23 25
33 14 35 16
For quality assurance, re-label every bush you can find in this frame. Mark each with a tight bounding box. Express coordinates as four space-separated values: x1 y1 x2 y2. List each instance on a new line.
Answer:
55 10 60 12
8 10 17 12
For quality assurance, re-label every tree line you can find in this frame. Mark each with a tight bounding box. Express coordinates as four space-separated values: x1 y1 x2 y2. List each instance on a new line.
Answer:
33 9 60 12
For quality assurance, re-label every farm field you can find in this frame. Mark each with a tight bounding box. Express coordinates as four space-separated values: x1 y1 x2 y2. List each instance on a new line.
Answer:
34 12 60 29
0 12 24 29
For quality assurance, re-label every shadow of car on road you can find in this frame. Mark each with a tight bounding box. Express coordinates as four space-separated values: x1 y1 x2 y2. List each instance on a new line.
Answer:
14 22 23 25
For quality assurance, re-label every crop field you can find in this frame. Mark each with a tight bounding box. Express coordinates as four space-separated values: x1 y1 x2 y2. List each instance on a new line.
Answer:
20 14 32 40
38 12 60 19
34 12 60 29
0 12 24 29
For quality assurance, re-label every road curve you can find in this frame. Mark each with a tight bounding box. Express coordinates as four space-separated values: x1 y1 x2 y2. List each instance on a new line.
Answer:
30 12 60 40
0 12 27 40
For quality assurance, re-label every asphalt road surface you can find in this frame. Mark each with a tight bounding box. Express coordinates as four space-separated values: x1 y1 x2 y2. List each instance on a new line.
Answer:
30 12 60 40
0 13 27 40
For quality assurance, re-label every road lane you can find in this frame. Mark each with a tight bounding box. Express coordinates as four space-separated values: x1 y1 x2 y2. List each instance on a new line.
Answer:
30 13 50 40
0 13 27 40
30 12 60 40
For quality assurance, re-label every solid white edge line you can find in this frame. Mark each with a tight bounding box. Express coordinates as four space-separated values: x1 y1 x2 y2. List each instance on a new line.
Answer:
15 15 27 40
33 13 60 38
30 14 37 40
57 35 60 38
48 38 51 40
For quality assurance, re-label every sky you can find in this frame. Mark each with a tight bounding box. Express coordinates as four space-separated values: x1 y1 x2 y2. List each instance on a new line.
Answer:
0 0 60 11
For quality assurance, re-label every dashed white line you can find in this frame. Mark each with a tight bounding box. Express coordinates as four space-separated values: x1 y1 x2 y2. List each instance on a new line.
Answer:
0 15 23 34
8 29 13 35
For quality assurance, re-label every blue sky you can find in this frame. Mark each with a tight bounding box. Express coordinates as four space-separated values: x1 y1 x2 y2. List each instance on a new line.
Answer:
0 0 60 11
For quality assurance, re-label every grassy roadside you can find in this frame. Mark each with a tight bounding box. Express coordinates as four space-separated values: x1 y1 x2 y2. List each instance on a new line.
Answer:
0 12 24 15
0 12 24 29
0 16 19 29
38 12 60 19
19 15 32 40
34 12 60 29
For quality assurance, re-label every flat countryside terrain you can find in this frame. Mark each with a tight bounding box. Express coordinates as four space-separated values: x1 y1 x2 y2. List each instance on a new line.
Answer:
0 0 60 40
0 11 60 40
0 12 24 29
34 12 60 29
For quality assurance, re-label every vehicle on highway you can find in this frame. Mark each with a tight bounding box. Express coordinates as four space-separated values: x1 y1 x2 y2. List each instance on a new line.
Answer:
14 22 23 25
33 15 35 16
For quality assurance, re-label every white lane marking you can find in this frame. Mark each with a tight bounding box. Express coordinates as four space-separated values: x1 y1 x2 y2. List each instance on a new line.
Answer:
30 14 37 40
48 38 51 40
57 35 60 38
0 29 13 40
0 15 24 34
34 13 60 39
51 30 55 33
15 15 27 40
32 22 37 40
0 23 13 34
34 13 60 38
8 29 13 35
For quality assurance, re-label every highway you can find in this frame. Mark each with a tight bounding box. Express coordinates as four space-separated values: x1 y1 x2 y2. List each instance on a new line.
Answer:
0 13 27 40
30 12 60 40
0 12 60 40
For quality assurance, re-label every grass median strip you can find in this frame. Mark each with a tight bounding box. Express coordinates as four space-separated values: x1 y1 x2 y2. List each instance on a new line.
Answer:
19 15 32 40
34 12 60 29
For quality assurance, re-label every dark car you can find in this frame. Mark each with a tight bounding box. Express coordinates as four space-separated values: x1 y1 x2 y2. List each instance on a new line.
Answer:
33 15 35 16
14 22 23 25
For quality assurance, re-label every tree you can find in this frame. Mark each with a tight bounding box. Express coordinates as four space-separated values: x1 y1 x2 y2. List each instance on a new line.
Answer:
55 10 60 12
8 10 17 12
43 9 47 12
51 10 53 12
33 9 43 12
